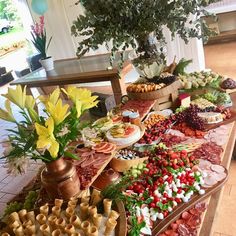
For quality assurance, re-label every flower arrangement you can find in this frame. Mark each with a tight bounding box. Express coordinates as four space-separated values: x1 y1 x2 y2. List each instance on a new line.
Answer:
0 85 98 175
31 16 52 59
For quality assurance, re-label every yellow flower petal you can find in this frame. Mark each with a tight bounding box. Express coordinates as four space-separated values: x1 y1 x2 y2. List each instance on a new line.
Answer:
35 123 48 136
35 117 59 158
0 100 15 122
25 95 35 109
3 85 26 109
48 139 59 158
45 117 55 135
47 99 70 125
75 100 82 118
49 88 60 105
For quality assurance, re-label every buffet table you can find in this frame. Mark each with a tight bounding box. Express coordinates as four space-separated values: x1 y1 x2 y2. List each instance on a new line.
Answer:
1 82 236 236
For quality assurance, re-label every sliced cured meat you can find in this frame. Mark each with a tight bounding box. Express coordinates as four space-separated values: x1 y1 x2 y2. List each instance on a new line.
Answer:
176 219 184 225
103 146 116 154
204 175 218 186
81 158 97 168
92 142 110 152
178 224 190 236
211 164 225 173
81 150 95 157
95 153 109 160
195 202 207 212
189 208 199 216
95 143 116 154
165 230 178 236
170 223 178 230
214 172 227 182
182 212 191 220
198 159 212 170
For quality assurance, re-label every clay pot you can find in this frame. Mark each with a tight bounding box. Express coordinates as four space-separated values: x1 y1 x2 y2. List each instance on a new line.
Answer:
92 168 120 190
41 158 80 200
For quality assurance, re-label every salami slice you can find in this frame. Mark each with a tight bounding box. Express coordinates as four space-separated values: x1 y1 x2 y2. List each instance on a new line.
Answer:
182 212 191 220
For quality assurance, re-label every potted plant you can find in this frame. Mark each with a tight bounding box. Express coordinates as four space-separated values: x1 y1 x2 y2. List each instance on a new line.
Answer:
31 16 53 71
0 85 98 199
71 0 219 77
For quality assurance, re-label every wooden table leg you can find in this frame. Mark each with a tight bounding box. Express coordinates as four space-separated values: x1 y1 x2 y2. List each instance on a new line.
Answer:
111 75 127 105
110 62 132 104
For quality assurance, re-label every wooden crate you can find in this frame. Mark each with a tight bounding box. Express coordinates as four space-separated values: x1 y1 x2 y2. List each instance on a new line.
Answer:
152 90 179 111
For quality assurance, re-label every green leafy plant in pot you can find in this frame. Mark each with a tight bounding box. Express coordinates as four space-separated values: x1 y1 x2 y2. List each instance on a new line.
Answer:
71 0 219 79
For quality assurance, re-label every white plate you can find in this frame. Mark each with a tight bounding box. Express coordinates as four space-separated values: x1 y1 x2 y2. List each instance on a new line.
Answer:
145 109 173 120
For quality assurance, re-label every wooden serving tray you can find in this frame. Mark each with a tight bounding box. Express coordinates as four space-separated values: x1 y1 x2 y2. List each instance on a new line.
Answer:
203 110 236 131
114 200 127 236
152 168 228 236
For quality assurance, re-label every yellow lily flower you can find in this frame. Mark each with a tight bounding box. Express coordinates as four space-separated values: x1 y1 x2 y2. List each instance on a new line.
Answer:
35 117 59 158
81 97 99 112
61 86 98 111
2 85 26 109
75 100 82 118
25 95 36 109
0 100 15 122
61 86 78 103
39 88 60 108
47 99 70 125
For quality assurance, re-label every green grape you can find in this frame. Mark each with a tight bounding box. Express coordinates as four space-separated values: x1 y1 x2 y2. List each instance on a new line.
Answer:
3 201 23 217
175 106 187 113
23 191 38 210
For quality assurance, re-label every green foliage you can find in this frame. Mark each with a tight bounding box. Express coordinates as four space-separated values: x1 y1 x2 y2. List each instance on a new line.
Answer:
0 0 21 22
2 190 38 218
174 58 193 75
23 191 38 210
72 0 220 63
3 201 23 217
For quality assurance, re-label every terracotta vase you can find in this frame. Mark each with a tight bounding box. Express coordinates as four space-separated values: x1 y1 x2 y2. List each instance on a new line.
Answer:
41 158 80 200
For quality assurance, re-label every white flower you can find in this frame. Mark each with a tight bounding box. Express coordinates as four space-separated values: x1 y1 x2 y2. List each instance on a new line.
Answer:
1 139 13 156
5 156 29 176
57 126 69 137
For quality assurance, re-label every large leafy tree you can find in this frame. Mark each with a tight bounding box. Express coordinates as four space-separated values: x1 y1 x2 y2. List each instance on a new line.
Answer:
72 0 220 64
0 0 20 22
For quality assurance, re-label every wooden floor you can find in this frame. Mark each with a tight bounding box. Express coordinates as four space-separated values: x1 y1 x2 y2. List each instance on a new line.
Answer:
204 41 236 236
204 41 236 78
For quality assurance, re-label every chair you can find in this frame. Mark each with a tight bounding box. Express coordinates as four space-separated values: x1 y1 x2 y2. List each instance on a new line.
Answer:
27 53 42 71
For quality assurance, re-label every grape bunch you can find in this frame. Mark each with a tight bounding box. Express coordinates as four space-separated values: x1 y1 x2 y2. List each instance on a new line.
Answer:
172 105 205 131
221 78 236 89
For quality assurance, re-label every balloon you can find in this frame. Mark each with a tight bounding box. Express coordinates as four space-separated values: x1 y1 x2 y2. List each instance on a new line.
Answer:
31 0 48 15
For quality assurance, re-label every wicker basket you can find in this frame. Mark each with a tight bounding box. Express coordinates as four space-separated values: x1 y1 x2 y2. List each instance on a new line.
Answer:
127 80 182 100
110 156 148 172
